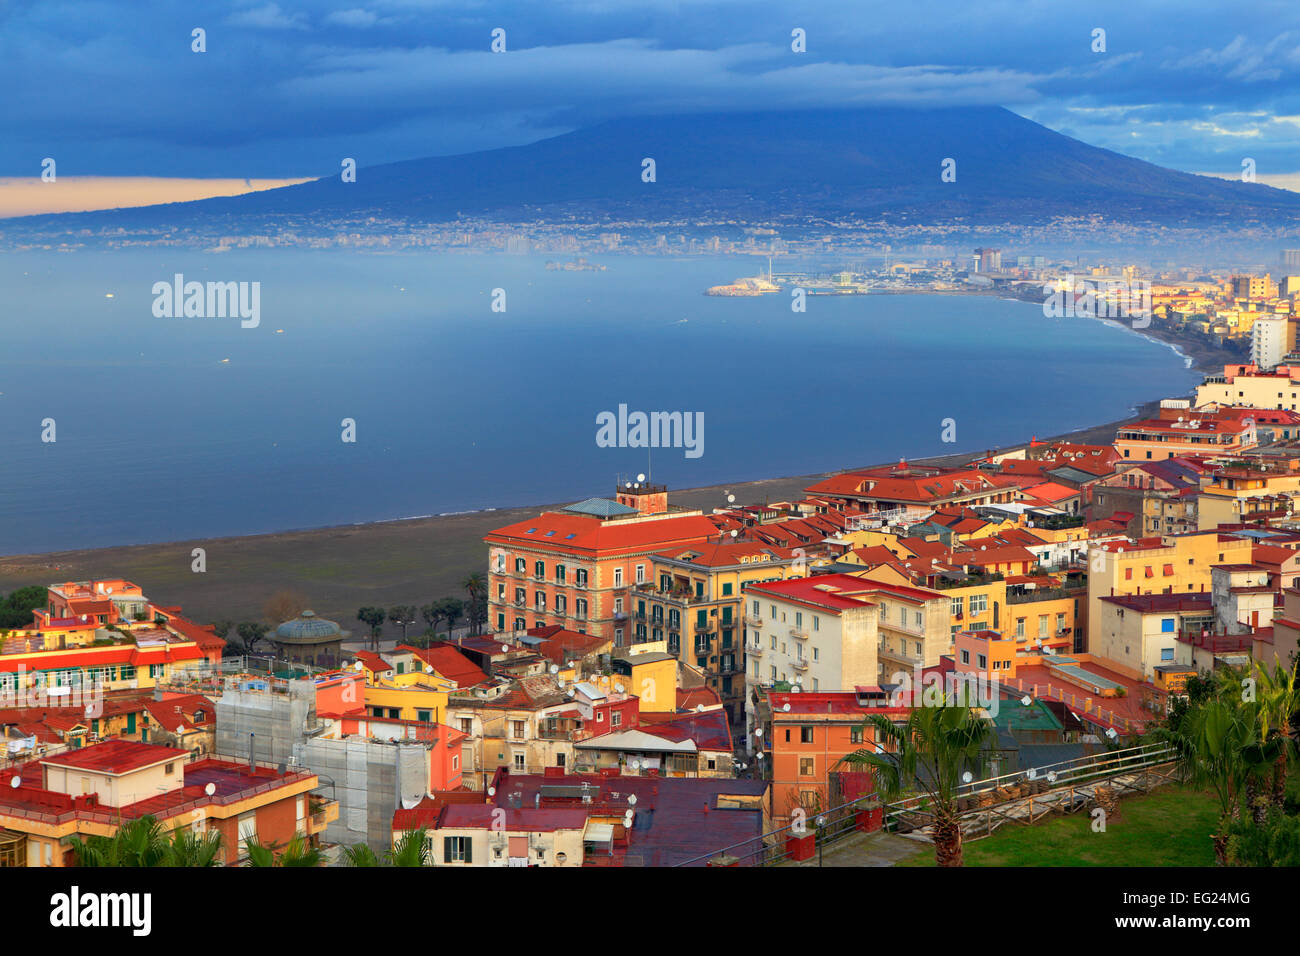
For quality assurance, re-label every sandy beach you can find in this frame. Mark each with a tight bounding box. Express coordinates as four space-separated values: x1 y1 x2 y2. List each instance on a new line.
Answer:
0 400 1161 630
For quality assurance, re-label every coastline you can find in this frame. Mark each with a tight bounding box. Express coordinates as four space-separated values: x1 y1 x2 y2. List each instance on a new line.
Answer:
0 400 1166 629
0 290 1234 629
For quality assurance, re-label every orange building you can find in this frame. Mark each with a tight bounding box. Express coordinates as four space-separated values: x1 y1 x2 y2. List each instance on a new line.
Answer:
764 689 909 826
484 485 718 646
0 740 335 866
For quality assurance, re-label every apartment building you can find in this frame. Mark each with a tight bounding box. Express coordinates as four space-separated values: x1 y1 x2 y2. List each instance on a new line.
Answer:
483 485 717 644
634 540 805 729
0 740 333 867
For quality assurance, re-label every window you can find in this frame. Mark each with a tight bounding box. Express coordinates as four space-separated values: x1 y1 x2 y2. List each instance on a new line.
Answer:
614 568 624 587
514 753 525 771
951 596 963 617
850 726 863 744
977 654 987 669
164 762 175 775
1038 615 1048 638
799 757 815 777
444 836 472 864
969 594 987 615
961 649 970 664
635 564 645 584
511 720 526 740
1124 568 1133 580
1161 647 1175 661
722 582 733 596
812 615 819 631
800 726 814 743
1160 618 1175 633
516 558 526 574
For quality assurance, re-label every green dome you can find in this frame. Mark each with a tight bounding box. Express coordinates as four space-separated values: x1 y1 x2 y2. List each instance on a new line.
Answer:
275 610 349 644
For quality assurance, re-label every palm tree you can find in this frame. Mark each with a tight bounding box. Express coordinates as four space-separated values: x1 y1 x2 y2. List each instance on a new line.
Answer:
421 602 443 643
164 827 224 867
463 573 486 633
1158 698 1261 865
441 597 464 641
244 833 325 867
1253 660 1300 812
68 815 223 867
837 701 991 867
341 827 428 867
388 605 418 643
356 606 386 651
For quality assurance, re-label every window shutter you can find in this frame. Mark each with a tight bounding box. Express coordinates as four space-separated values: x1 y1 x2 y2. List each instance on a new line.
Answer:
464 838 472 864
444 837 453 863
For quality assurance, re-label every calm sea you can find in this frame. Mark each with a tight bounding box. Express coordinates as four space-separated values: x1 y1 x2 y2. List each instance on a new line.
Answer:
0 250 1199 555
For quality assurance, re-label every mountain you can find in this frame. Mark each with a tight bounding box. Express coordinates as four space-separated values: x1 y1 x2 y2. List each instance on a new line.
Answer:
12 106 1300 229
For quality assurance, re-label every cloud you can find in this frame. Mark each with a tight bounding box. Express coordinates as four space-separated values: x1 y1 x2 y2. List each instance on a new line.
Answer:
227 3 310 30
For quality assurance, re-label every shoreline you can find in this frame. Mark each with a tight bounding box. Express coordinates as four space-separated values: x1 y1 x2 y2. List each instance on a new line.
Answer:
0 291 1236 628
0 398 1166 628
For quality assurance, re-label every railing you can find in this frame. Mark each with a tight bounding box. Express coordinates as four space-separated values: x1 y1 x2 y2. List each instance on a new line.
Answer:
882 742 1177 833
671 795 876 867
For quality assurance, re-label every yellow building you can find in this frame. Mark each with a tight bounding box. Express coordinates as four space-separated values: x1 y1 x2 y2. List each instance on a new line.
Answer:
639 542 807 728
1087 530 1252 653
1197 465 1300 530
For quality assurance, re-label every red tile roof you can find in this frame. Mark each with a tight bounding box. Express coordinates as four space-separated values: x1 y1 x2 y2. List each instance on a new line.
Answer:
41 740 188 774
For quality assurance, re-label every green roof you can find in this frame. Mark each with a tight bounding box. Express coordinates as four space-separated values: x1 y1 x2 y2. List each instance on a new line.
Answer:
563 497 640 517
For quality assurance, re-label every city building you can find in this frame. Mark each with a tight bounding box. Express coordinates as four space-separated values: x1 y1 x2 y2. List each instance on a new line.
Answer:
0 739 334 866
484 485 717 644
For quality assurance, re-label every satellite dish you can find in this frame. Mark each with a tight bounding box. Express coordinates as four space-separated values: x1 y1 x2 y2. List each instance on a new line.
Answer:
1026 768 1037 781
628 794 637 806
782 703 791 712
625 482 632 489
9 776 19 789
204 782 216 796
636 473 646 483
1046 771 1057 783
614 683 625 694
1020 695 1031 706
631 759 641 769
487 786 496 796
1106 727 1118 739
549 664 559 674
730 529 738 538
500 644 509 653
756 752 764 760
961 771 973 783
354 662 364 671
726 494 735 504
695 704 704 712
425 665 433 674
754 728 763 738
815 815 826 827
791 684 801 693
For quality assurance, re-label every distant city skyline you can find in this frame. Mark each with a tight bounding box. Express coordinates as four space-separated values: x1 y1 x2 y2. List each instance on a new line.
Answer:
3 0 1300 184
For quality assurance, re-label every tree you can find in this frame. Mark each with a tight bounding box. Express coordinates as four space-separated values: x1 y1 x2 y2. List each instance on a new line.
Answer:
1252 660 1300 812
837 700 991 867
68 816 223 867
0 586 47 629
437 597 464 640
388 605 418 643
244 833 324 867
236 621 271 656
1158 698 1263 865
211 619 237 652
342 828 429 867
263 590 307 625
462 573 487 633
421 603 443 639
357 607 386 651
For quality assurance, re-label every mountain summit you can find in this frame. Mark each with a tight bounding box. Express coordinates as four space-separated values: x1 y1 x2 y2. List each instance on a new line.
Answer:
15 107 1300 228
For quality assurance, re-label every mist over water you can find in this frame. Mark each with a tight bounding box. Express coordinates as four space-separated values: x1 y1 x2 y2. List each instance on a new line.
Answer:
0 250 1199 555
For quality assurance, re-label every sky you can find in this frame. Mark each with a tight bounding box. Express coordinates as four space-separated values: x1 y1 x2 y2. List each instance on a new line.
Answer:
3 0 1300 185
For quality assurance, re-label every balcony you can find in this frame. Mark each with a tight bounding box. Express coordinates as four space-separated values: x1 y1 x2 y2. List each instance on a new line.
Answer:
306 796 339 835
746 614 763 626
749 644 763 656
792 657 810 671
789 627 807 639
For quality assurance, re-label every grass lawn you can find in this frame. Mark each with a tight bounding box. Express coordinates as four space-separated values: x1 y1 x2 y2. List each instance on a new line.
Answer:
897 785 1219 867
